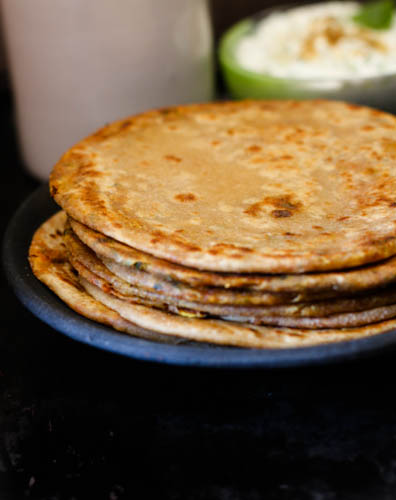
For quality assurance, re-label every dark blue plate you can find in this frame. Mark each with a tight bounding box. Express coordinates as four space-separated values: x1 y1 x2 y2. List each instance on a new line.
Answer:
4 185 396 368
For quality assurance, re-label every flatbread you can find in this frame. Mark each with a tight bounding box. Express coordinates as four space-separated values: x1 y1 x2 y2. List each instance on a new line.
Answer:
73 258 396 329
28 211 183 345
29 211 396 347
82 279 396 347
51 100 396 273
66 235 396 322
65 223 337 307
64 222 396 328
70 216 396 294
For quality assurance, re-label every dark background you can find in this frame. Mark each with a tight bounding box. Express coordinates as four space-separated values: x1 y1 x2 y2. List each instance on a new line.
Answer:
3 1 396 499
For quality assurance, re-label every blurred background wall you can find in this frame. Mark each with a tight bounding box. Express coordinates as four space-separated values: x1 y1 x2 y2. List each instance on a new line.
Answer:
0 0 321 89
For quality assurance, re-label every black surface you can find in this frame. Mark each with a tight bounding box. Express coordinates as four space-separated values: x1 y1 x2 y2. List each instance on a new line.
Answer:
8 187 396 370
3 90 396 500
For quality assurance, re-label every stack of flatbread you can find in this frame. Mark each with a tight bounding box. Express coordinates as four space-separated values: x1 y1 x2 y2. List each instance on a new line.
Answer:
29 100 396 348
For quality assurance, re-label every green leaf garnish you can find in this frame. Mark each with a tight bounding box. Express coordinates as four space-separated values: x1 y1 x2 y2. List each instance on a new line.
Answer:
353 0 395 30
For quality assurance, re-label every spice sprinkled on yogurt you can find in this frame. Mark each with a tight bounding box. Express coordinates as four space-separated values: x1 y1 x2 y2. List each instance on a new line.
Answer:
236 2 396 79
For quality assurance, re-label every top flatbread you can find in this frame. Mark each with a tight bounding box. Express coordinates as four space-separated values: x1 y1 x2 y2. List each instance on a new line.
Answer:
50 100 396 273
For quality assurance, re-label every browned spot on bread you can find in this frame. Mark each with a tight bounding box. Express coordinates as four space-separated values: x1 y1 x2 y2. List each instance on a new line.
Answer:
174 193 197 202
246 145 262 153
208 243 253 256
245 195 301 217
338 216 349 221
271 209 292 218
347 103 362 110
120 120 132 130
164 155 182 162
268 154 294 162
361 125 374 131
313 225 324 230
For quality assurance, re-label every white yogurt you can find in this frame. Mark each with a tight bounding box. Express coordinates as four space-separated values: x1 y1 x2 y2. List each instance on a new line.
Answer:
236 2 396 79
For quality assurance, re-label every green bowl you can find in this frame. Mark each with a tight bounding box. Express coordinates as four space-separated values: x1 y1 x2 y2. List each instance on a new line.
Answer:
218 8 396 111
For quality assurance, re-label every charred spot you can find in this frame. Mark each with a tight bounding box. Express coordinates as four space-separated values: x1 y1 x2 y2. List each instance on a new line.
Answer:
164 154 182 163
268 154 294 162
337 216 349 221
390 202 396 207
183 244 200 252
174 193 197 202
246 145 262 153
238 246 253 253
51 256 68 264
370 151 381 161
284 232 297 236
159 108 173 115
312 225 324 230
271 209 292 218
120 120 132 130
209 243 253 255
50 185 58 196
244 195 301 217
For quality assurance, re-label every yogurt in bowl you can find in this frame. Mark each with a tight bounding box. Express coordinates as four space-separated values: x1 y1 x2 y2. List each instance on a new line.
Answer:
219 1 396 111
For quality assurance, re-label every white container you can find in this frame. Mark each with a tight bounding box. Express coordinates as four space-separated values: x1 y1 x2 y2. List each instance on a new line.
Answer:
1 0 214 180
